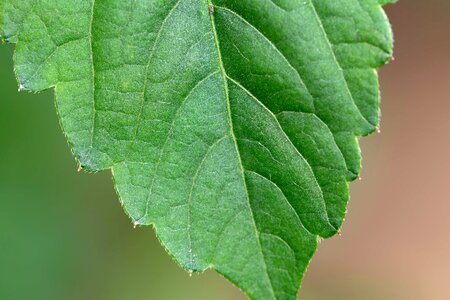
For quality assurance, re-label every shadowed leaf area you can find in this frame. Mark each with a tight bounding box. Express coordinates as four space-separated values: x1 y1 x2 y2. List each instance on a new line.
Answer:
0 0 394 299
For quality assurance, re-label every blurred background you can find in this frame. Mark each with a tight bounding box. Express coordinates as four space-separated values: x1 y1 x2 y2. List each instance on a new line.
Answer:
1 1 449 299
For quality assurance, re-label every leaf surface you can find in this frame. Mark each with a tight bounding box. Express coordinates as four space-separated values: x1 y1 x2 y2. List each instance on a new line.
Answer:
1 0 394 299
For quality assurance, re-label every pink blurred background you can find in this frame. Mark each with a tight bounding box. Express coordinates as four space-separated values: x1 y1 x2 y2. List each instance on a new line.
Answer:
302 1 450 299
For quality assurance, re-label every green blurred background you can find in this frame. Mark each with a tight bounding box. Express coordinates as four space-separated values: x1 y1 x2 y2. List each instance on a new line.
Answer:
1 1 449 299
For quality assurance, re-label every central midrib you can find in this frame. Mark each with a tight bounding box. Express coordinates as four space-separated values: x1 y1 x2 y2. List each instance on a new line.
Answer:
206 1 277 299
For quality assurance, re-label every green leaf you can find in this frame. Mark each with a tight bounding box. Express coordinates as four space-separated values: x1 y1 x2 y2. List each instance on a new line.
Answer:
1 0 394 299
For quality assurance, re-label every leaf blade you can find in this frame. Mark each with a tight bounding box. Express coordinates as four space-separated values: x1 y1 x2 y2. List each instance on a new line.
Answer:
1 0 394 299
